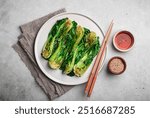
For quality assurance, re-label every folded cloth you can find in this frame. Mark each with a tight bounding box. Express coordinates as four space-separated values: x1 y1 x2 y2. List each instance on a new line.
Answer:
13 8 74 100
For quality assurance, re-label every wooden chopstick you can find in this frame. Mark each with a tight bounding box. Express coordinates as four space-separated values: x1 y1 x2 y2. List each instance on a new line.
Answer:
84 38 106 93
85 20 113 94
87 21 114 96
88 21 113 96
84 20 114 96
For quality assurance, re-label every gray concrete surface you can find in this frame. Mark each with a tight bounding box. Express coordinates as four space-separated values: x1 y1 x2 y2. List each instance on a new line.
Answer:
0 0 150 101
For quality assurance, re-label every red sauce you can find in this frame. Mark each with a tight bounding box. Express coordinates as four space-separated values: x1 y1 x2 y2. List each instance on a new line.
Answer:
115 31 134 50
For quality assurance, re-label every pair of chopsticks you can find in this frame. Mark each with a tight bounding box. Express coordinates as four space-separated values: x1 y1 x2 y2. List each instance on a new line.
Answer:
85 20 114 97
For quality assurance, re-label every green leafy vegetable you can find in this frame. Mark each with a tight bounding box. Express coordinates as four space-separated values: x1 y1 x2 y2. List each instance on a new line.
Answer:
41 18 68 59
64 25 85 74
41 18 100 77
48 20 77 69
74 37 100 77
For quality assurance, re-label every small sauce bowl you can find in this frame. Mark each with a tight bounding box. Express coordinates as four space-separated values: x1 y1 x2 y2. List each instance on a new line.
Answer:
113 30 134 52
107 56 126 75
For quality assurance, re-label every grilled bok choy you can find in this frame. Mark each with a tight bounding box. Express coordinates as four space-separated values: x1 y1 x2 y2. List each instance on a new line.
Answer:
74 36 100 77
41 18 100 77
41 18 68 59
64 26 84 74
48 20 77 69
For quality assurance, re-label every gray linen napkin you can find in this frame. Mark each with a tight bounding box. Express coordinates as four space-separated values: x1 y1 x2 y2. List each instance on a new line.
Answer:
13 8 74 100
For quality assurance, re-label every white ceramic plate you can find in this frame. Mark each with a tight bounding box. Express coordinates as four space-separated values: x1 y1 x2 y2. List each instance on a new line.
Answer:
34 13 106 85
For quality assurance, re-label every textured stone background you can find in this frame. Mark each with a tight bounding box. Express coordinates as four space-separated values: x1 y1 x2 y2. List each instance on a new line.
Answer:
0 0 150 100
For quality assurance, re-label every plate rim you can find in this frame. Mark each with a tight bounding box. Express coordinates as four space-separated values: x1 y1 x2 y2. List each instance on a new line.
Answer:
34 12 106 85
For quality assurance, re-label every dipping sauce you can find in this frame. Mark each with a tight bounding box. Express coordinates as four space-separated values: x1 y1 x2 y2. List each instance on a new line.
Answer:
108 57 126 75
113 31 134 52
